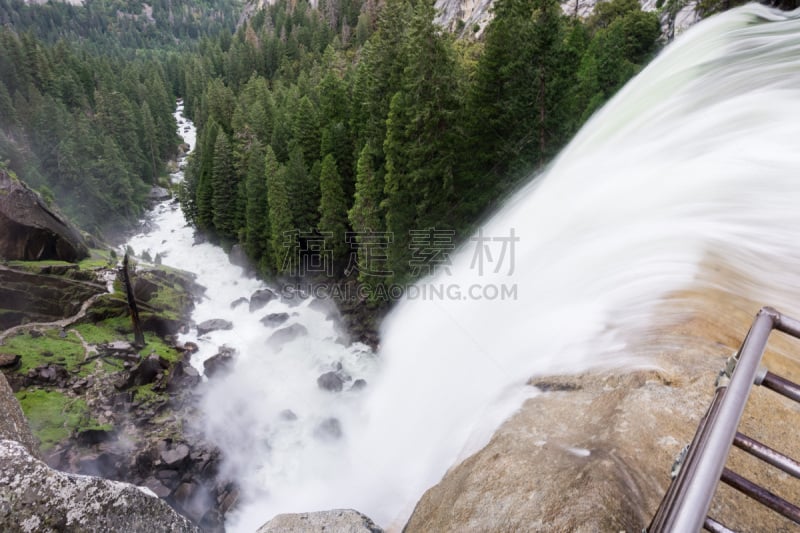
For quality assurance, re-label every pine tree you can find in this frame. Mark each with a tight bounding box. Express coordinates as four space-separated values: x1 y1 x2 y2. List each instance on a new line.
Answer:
211 131 238 238
244 141 270 266
140 101 159 184
196 120 220 230
318 153 349 275
265 145 294 274
0 79 16 128
286 144 319 231
350 0 411 152
348 142 385 283
349 141 383 230
292 95 320 165
382 0 461 281
468 0 574 184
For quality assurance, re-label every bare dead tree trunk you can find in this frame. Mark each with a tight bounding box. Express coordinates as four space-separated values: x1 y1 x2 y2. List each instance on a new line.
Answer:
539 73 546 166
122 253 145 349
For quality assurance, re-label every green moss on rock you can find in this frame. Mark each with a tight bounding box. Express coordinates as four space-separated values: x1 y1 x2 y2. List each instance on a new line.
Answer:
14 389 87 451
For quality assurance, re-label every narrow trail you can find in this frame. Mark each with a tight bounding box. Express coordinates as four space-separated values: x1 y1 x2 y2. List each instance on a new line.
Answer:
69 329 98 362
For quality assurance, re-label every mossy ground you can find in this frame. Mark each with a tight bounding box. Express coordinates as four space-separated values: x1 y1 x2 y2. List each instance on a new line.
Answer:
77 248 116 270
13 389 108 451
5 248 116 273
4 329 89 375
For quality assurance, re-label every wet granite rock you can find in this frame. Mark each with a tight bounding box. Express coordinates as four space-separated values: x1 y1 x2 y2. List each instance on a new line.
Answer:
267 324 308 348
317 372 344 392
260 312 290 328
196 319 233 336
0 439 198 532
256 509 383 533
249 289 278 312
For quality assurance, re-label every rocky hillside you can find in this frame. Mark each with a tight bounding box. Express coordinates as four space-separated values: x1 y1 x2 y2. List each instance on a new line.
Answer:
434 0 700 38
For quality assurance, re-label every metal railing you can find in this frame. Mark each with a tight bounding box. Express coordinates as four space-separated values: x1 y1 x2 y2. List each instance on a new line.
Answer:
648 306 800 532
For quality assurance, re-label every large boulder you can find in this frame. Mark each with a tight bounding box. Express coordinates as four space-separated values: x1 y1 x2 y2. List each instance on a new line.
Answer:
0 169 88 262
0 439 199 532
196 319 233 336
0 373 39 458
267 323 308 348
317 371 345 392
121 354 170 389
203 346 236 378
257 509 383 533
249 289 278 313
260 312 289 328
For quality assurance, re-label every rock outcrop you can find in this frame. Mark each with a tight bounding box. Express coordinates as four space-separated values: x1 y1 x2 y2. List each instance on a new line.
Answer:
0 373 39 458
0 169 88 262
433 0 700 40
0 265 105 331
197 319 233 336
249 288 277 313
405 290 800 532
267 323 308 347
256 509 384 533
0 439 199 532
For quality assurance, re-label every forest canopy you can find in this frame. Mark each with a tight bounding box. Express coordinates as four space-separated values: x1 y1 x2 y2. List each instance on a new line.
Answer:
178 0 661 288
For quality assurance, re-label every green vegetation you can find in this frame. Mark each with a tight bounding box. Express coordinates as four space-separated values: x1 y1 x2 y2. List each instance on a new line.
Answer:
178 0 660 289
5 329 86 375
72 323 119 346
5 260 75 272
14 389 90 450
140 333 182 363
0 26 180 234
4 260 188 450
0 0 240 52
6 249 115 274
77 249 117 271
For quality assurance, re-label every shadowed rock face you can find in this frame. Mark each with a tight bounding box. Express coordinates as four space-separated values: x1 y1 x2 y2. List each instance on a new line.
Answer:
0 266 103 330
0 169 88 262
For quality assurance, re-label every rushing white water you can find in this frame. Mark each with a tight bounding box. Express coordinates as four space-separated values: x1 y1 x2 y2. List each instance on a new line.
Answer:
126 104 378 528
131 7 800 531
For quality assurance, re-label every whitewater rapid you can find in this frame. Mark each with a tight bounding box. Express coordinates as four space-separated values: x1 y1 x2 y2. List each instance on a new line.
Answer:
126 104 378 529
133 7 800 531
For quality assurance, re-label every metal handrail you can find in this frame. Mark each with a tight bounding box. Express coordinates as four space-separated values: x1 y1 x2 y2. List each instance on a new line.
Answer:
648 307 800 532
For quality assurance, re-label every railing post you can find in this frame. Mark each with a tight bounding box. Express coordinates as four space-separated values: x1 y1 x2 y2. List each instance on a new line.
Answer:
649 307 781 531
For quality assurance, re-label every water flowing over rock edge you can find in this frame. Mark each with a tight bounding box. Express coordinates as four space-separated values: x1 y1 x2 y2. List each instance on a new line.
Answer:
223 5 800 530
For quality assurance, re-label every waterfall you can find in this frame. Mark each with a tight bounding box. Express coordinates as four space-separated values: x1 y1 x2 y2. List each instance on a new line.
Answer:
130 5 800 531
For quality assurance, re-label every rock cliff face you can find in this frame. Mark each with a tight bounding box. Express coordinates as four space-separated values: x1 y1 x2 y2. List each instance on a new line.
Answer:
0 265 105 330
0 169 88 263
405 289 800 531
433 0 700 39
0 373 39 458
